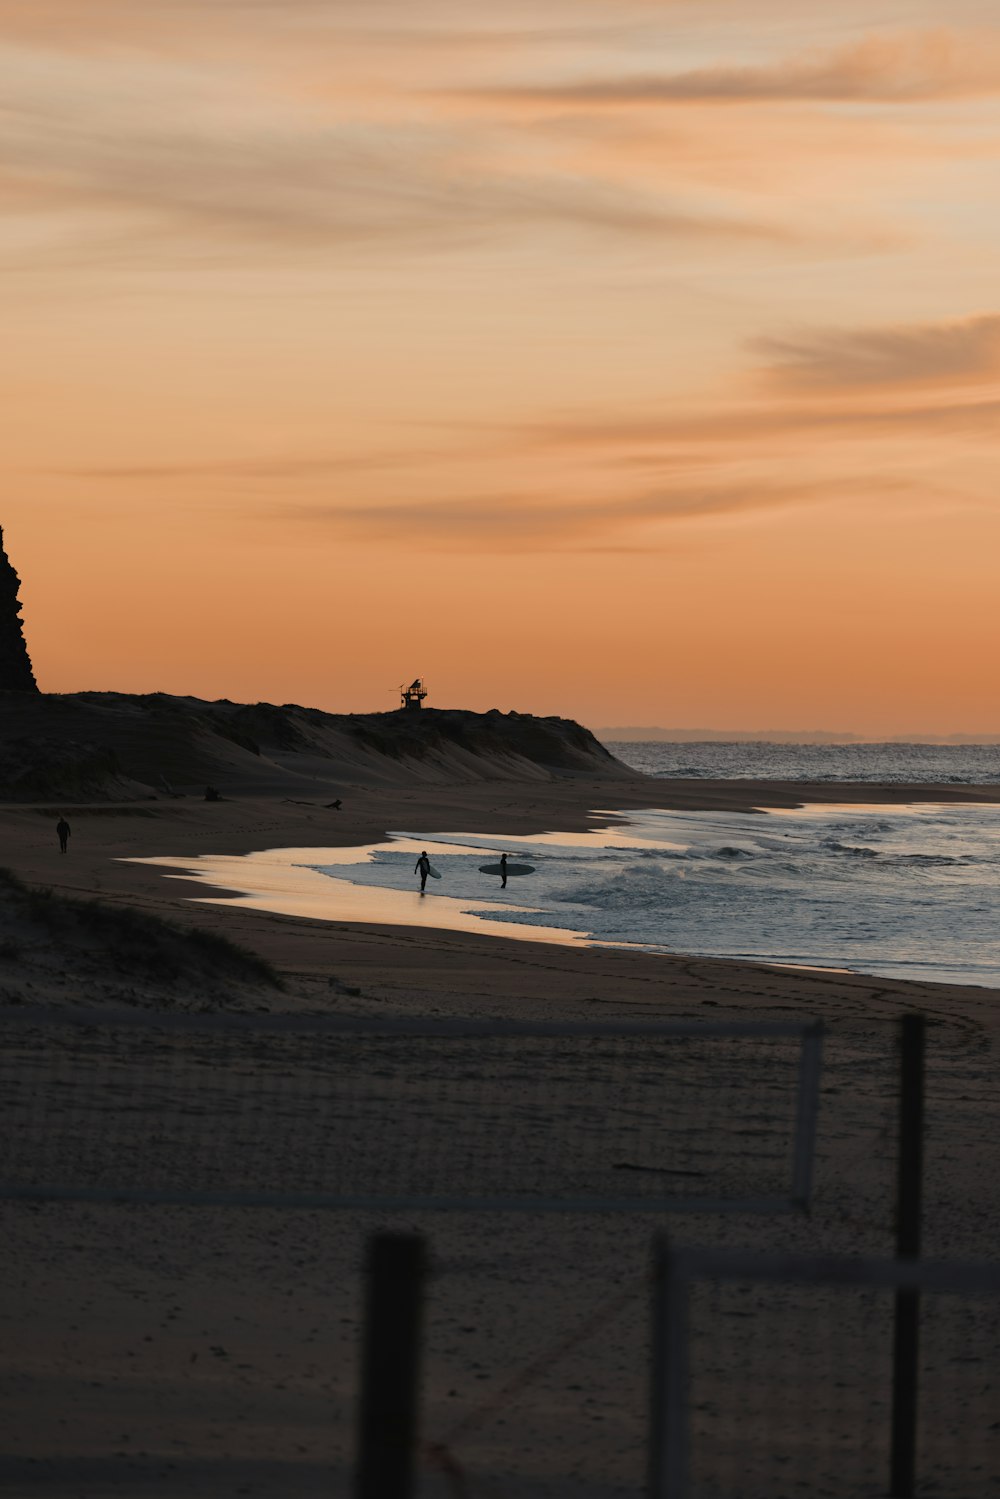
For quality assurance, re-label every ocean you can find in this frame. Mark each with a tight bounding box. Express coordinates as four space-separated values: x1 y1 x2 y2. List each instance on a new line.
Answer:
160 743 1000 990
300 797 995 988
314 743 1000 988
604 740 1000 784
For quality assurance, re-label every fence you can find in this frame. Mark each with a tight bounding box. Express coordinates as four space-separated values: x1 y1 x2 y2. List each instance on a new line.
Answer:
649 1240 1000 1499
0 1008 823 1215
6 1006 989 1496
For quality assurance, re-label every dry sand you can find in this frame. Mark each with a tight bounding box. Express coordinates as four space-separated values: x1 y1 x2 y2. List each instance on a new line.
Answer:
1 778 998 1497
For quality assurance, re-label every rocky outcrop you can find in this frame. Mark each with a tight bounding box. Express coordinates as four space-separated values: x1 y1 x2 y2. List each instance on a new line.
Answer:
0 528 38 692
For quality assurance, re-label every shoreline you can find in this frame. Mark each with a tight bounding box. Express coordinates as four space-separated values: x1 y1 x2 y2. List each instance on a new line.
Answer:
132 796 1000 991
2 776 999 1023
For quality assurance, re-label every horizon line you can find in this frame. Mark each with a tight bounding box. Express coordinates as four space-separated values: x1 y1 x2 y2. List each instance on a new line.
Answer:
598 728 1000 744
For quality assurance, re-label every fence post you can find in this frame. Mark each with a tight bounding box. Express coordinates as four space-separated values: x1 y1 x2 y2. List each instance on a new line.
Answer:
890 1014 925 1498
791 1021 824 1210
648 1233 689 1499
356 1232 427 1499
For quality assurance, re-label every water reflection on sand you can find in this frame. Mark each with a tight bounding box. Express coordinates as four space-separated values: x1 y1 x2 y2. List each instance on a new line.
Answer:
128 801 1000 985
128 836 588 947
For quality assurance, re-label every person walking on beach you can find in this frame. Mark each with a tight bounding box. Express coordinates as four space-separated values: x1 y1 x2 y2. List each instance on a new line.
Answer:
500 852 508 889
56 816 71 854
415 850 431 894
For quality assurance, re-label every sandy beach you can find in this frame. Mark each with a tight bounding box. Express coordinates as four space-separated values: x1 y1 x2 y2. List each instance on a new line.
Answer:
8 0 1000 1483
4 774 1000 1018
2 776 999 1497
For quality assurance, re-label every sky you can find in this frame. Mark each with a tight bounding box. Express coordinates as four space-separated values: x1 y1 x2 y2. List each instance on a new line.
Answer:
3 0 1000 733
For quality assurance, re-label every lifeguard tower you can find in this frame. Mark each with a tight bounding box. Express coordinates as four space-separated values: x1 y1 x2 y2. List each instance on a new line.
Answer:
400 677 427 711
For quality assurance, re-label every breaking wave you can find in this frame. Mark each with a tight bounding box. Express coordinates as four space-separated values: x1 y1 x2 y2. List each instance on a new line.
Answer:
316 800 1000 987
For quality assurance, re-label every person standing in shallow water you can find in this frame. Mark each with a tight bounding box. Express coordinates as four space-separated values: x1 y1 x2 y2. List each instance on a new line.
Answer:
415 850 431 893
56 817 71 854
500 852 508 889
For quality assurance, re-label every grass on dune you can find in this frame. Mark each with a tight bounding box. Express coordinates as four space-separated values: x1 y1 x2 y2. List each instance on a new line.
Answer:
0 866 282 989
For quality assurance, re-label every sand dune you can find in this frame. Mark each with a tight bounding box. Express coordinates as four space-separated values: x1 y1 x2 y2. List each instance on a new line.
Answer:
0 691 634 801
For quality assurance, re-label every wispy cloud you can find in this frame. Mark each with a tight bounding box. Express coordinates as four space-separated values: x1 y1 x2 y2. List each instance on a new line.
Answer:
53 450 453 481
523 394 1000 450
280 478 848 552
0 45 787 261
467 31 1000 106
754 314 1000 388
0 0 685 39
61 391 1000 503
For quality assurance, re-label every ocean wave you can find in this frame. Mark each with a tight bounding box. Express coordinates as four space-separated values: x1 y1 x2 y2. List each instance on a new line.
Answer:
823 820 892 837
883 852 964 868
313 799 1000 987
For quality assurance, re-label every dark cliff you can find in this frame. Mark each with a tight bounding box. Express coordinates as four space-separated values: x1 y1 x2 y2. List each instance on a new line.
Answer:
0 528 38 693
0 693 635 800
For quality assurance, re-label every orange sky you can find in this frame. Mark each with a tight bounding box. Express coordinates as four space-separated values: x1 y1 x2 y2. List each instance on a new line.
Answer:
3 1 1000 733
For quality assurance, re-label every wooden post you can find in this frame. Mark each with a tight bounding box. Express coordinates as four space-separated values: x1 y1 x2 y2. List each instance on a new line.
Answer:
791 1021 824 1210
890 1014 925 1498
356 1233 426 1499
648 1233 689 1499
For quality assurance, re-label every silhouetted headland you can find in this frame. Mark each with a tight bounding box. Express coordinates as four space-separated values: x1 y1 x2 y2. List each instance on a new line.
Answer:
0 692 635 801
0 527 38 694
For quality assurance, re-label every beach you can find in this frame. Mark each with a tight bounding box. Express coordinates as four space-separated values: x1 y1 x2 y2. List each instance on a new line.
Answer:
8 0 1000 1483
5 774 1000 1008
2 776 999 1496
4 772 1000 1012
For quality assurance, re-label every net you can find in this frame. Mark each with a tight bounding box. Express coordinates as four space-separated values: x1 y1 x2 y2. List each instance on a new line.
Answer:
653 1247 1000 1499
0 1009 822 1214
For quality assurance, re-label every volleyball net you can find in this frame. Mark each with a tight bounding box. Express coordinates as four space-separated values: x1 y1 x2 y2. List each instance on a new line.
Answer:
650 1244 1000 1499
0 1008 823 1215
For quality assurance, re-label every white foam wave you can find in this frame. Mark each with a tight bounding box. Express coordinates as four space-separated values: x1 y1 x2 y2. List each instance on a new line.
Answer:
286 801 1000 987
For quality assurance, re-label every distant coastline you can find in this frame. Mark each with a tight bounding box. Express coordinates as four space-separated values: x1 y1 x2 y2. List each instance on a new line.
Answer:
599 727 1000 745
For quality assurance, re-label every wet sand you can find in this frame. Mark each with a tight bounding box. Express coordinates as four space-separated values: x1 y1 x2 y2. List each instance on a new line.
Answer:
3 775 1000 1013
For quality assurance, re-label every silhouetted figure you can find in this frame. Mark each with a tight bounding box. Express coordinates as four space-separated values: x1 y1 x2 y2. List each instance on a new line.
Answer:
56 817 71 854
415 851 431 893
327 799 342 810
204 785 221 802
500 852 508 889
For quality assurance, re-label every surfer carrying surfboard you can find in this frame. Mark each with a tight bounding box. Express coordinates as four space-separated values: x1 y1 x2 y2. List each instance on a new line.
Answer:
415 850 431 893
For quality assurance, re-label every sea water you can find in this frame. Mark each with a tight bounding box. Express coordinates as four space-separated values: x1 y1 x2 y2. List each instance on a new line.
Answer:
607 740 1000 784
297 743 1000 987
142 745 1000 989
295 800 1000 988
